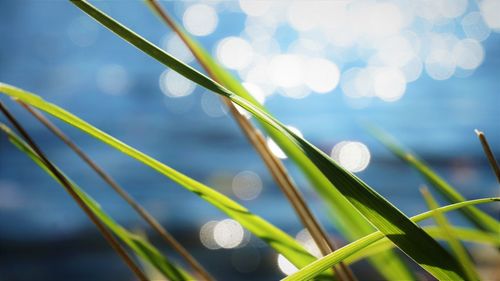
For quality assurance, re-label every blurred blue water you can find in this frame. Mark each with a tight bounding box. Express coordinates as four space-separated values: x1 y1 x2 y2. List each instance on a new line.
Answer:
0 1 499 280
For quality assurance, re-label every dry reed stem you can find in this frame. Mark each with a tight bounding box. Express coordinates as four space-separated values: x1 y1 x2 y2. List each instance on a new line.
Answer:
0 101 148 281
19 101 214 281
145 1 356 280
475 129 500 184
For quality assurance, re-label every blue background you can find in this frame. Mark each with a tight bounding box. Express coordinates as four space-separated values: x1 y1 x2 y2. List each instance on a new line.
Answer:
0 1 498 280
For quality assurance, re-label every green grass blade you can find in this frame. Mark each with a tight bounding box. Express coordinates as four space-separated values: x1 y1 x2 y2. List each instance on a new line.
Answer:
421 188 480 281
0 123 192 281
144 3 413 280
283 197 499 281
0 83 328 277
367 125 499 233
68 1 465 279
345 226 500 265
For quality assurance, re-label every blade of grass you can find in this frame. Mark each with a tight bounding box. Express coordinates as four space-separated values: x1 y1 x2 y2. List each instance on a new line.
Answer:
475 129 500 184
0 84 331 278
367 125 499 233
144 1 410 280
345 226 500 265
0 121 194 281
144 1 353 280
0 103 148 281
19 102 214 281
6 3 470 277
421 187 480 281
283 197 499 281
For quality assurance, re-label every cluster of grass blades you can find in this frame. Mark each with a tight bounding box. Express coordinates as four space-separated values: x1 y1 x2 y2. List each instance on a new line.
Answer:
0 1 499 280
143 1 410 280
366 125 499 234
0 104 188 281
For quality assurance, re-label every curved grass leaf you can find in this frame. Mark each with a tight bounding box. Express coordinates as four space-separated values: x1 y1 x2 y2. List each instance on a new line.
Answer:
345 226 500 265
0 83 328 278
421 188 480 281
0 123 192 281
283 197 499 281
65 2 470 279
144 3 413 280
367 125 499 233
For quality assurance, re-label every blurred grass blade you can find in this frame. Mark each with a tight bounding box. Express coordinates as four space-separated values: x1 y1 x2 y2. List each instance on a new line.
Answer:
475 129 500 183
345 226 500 265
0 83 329 277
20 102 214 281
144 1 410 280
283 197 499 281
367 125 499 233
421 187 480 281
0 123 193 281
0 103 146 281
144 2 355 280
11 2 472 279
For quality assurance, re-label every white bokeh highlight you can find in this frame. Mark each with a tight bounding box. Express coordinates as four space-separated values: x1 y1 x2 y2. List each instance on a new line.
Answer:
213 219 245 249
183 4 218 36
331 141 371 173
159 69 195 98
97 64 129 96
304 58 340 94
232 171 263 201
277 254 298 276
267 137 287 159
217 37 254 70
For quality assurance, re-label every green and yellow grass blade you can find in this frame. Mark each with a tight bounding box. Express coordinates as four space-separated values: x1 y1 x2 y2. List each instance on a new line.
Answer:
283 197 499 281
368 125 499 233
345 225 500 265
421 188 480 281
64 1 465 280
0 123 192 281
0 84 329 277
144 2 412 279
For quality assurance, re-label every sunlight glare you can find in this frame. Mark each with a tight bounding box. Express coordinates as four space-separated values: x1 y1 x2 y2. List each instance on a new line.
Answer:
452 39 485 70
217 37 254 70
277 254 298 276
331 141 371 173
200 221 220 250
461 12 491 42
161 34 194 63
268 55 304 88
373 68 407 102
480 0 500 31
304 58 340 94
214 219 245 249
267 137 287 159
160 69 195 98
183 4 218 36
425 50 456 80
232 171 263 201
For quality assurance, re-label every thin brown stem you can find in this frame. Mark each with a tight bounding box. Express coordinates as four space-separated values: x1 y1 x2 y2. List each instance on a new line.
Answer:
145 1 356 280
18 101 214 281
475 129 500 184
0 101 148 281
